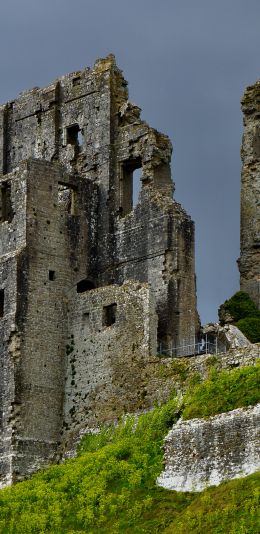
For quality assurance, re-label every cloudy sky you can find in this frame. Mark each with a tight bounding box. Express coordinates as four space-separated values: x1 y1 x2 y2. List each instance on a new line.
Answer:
0 0 259 323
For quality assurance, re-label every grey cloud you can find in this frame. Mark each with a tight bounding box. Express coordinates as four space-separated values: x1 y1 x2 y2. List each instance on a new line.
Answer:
1 0 260 322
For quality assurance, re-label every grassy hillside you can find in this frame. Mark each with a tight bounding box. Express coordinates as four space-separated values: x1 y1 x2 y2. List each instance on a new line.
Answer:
0 363 259 533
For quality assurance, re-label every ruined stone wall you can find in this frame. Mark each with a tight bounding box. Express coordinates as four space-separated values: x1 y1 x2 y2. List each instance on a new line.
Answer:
63 282 157 437
0 55 199 346
0 159 98 484
157 404 260 492
0 55 200 483
0 56 115 286
114 189 197 349
239 82 260 307
109 80 199 350
0 165 27 487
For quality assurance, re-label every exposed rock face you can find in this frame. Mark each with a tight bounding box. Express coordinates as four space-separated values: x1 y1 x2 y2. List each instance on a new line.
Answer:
0 55 199 485
239 82 260 308
157 404 260 492
202 323 252 349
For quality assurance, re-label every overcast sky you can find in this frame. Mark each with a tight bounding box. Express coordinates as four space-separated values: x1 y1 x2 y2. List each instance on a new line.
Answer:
0 0 259 323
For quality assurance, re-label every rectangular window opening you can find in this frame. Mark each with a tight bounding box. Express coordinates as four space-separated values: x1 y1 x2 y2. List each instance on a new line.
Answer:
65 124 83 147
0 182 13 223
83 312 90 327
103 303 117 327
0 289 5 318
72 76 81 87
49 270 55 281
120 158 142 217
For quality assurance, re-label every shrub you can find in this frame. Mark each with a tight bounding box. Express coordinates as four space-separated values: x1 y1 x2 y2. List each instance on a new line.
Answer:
236 317 260 343
220 291 260 322
219 291 260 342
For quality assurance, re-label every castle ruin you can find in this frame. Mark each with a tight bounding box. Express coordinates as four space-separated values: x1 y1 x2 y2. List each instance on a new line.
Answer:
0 55 199 486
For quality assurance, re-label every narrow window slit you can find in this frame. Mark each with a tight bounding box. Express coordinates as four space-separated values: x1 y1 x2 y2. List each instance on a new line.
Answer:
0 182 13 223
49 270 55 281
0 290 5 317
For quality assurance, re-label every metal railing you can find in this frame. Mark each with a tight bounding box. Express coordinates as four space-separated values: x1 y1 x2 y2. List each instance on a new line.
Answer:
157 336 227 358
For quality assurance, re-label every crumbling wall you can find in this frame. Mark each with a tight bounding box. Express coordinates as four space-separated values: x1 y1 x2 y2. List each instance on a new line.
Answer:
239 81 260 308
0 54 199 350
0 166 27 488
157 404 260 492
109 84 199 351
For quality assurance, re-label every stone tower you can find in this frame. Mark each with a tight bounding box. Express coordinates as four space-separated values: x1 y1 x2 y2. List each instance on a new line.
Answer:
0 55 199 486
239 81 260 308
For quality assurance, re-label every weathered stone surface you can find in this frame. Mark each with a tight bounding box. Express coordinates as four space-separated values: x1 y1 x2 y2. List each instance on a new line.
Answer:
157 404 260 492
202 323 252 349
0 56 199 484
63 282 157 434
239 81 260 308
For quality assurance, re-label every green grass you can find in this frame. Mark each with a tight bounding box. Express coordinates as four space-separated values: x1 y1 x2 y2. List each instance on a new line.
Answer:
182 363 260 419
0 364 259 533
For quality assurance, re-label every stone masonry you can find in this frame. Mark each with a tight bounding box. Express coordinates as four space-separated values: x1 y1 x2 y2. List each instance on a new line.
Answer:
239 82 260 308
157 404 260 492
0 55 199 485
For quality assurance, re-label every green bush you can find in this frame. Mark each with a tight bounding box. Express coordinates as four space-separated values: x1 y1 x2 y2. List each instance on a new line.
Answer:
220 291 260 342
236 316 260 343
220 291 260 322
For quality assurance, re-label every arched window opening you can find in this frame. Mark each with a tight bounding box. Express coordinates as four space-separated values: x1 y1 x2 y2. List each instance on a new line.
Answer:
77 279 95 293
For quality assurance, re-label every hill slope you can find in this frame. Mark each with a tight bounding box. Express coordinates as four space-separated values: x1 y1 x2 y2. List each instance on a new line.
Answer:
0 363 259 533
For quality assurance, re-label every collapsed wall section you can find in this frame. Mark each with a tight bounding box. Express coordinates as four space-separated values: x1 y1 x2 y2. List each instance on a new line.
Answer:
239 82 260 308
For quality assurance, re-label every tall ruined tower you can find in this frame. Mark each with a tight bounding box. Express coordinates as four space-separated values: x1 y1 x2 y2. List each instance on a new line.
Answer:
239 81 260 308
0 55 199 486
